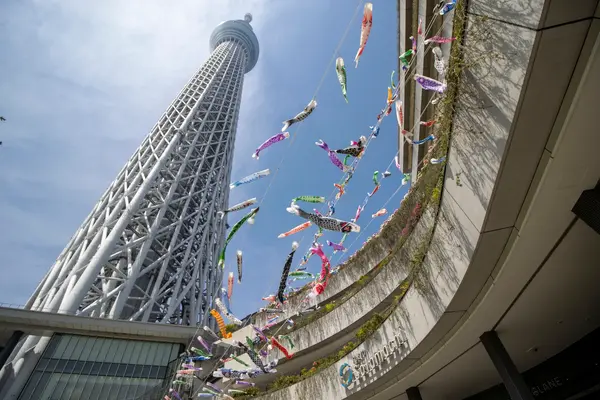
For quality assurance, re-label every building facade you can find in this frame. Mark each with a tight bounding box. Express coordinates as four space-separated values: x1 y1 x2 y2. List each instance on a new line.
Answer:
0 14 259 399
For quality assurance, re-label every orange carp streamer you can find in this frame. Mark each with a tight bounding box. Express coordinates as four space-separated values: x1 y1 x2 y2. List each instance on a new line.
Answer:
210 309 232 339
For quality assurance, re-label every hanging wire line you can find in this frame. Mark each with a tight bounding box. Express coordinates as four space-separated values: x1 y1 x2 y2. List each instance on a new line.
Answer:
332 93 443 267
174 2 367 396
290 10 450 277
257 0 365 207
181 4 455 397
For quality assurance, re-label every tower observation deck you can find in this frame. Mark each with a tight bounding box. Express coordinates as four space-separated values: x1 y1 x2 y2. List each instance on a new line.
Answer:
0 14 259 399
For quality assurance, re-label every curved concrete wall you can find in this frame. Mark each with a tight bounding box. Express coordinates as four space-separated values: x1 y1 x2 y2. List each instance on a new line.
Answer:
254 3 559 397
268 208 436 360
254 191 428 328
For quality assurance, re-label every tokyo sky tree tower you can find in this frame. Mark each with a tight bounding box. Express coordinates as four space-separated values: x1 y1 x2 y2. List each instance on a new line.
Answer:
1 13 259 397
26 13 259 325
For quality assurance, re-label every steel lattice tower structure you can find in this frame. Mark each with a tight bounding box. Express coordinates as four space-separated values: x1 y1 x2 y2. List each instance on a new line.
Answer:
0 14 259 392
27 13 259 326
0 15 259 397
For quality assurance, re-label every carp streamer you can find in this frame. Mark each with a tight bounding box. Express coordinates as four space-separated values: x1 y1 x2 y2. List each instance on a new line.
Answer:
336 57 349 102
355 3 373 67
218 207 259 268
277 242 299 303
286 203 360 233
414 74 447 93
236 250 243 283
282 99 317 131
230 169 270 189
227 272 234 301
215 298 242 326
252 132 290 159
218 198 257 220
315 139 349 172
271 336 294 360
210 309 232 339
278 221 312 238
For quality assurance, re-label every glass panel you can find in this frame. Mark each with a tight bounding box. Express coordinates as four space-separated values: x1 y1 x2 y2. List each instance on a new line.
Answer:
87 337 104 361
95 338 112 363
61 335 80 360
70 336 87 360
78 336 94 361
18 371 42 400
52 335 72 359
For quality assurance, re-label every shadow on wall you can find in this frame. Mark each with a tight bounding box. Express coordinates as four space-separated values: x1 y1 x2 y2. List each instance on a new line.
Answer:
410 194 472 324
449 15 532 211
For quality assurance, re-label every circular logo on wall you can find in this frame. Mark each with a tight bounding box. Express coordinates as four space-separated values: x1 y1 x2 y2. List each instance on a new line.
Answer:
339 363 354 389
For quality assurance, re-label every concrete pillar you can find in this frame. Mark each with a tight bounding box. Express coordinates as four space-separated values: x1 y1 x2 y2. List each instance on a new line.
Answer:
480 331 533 400
0 331 23 368
406 386 423 400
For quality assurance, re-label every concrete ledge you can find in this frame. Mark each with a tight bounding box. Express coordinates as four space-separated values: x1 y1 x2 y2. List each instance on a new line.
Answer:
0 307 197 345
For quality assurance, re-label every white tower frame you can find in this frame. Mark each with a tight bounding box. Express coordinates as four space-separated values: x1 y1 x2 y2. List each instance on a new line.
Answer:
0 14 259 400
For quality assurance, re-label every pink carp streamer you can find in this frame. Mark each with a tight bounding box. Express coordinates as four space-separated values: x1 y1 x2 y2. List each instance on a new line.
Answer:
395 100 404 129
227 272 234 301
414 74 447 93
372 208 387 218
355 3 373 67
315 139 348 172
252 132 290 159
277 221 312 238
424 36 456 44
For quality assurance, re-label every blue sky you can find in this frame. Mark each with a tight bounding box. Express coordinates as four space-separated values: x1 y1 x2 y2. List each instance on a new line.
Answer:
0 0 408 319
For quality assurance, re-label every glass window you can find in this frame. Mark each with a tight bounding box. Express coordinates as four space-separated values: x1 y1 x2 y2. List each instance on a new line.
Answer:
52 335 72 359
61 335 80 360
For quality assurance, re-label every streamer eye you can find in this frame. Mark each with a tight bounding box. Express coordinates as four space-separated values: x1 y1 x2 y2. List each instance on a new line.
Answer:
341 224 352 233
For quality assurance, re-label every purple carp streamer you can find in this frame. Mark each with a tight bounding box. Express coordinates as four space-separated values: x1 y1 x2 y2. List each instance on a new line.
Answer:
336 57 349 102
315 139 349 172
236 250 243 283
355 3 373 67
230 169 270 189
326 240 347 252
218 198 257 220
414 74 447 93
252 132 290 159
282 99 317 131
277 242 299 303
286 203 360 233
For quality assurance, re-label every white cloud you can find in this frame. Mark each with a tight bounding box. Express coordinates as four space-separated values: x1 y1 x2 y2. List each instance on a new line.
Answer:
0 0 306 304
